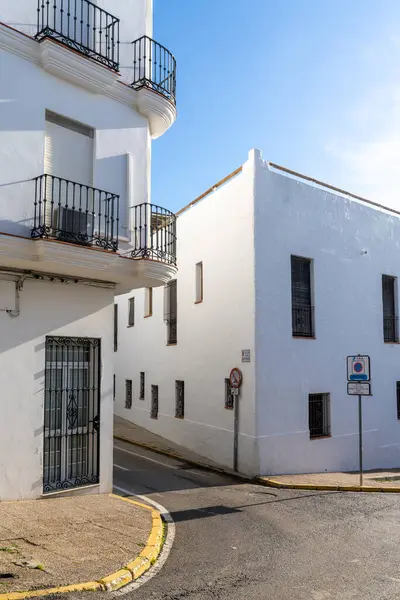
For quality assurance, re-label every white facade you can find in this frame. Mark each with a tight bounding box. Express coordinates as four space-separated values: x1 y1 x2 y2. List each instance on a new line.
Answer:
115 149 400 476
0 0 177 499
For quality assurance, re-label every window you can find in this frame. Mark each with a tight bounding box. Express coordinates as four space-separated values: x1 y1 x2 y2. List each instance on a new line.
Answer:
139 372 145 400
151 385 159 419
128 297 135 327
114 304 118 351
382 275 398 342
113 375 116 402
291 256 314 338
164 280 177 344
309 393 330 439
195 262 203 303
125 380 132 409
144 287 153 317
225 378 234 409
175 380 185 418
397 382 400 420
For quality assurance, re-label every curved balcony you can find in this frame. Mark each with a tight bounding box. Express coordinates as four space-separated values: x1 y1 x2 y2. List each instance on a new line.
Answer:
129 203 177 266
35 0 120 71
131 36 177 138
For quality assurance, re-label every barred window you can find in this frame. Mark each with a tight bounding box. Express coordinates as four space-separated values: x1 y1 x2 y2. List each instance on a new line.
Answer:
291 256 314 338
125 380 132 409
225 378 234 409
164 280 177 344
382 275 398 342
139 372 145 400
309 393 330 439
113 374 116 402
397 382 400 420
151 385 159 419
175 380 184 418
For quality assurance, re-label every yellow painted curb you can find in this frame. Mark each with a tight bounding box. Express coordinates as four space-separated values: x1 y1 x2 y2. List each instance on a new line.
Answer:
257 477 400 493
0 494 165 599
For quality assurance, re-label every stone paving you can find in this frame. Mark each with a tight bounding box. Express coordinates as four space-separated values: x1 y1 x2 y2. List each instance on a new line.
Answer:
0 493 151 593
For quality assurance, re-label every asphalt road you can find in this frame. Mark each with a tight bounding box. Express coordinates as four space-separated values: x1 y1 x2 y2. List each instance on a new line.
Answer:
111 439 400 600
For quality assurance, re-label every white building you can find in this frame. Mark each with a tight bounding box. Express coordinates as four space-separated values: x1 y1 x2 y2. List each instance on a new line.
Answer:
0 0 177 500
115 149 400 477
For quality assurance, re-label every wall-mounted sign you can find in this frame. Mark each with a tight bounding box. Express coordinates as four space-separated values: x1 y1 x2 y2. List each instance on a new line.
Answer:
241 349 251 363
229 368 242 389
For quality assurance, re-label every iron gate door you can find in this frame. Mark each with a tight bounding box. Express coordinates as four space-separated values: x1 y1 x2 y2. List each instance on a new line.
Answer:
43 336 101 493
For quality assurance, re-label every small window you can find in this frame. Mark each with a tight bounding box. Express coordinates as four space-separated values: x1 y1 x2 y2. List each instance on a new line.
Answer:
125 380 132 409
195 262 203 303
139 372 145 400
151 385 159 419
128 297 135 327
291 256 314 338
397 382 400 419
113 375 116 402
175 380 185 418
225 378 234 409
382 275 398 342
309 393 330 439
164 280 177 344
114 304 118 352
145 287 153 317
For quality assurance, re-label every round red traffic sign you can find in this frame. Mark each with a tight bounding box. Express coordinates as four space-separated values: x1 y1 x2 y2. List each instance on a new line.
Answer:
229 367 242 389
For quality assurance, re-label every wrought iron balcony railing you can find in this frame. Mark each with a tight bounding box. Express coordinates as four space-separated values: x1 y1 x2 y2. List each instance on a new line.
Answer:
292 304 315 338
383 313 399 343
130 203 177 266
36 0 120 71
31 174 119 251
131 36 176 104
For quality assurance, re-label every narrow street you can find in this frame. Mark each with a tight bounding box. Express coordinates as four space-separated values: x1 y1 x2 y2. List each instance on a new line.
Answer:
112 439 400 600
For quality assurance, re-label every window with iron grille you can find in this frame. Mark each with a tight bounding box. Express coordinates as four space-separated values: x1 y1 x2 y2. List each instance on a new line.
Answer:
397 382 400 420
291 256 314 338
164 280 177 344
309 393 330 439
151 385 159 419
114 304 118 351
225 378 234 410
128 297 135 327
140 372 145 400
382 275 398 342
113 375 116 402
175 380 185 418
125 380 132 409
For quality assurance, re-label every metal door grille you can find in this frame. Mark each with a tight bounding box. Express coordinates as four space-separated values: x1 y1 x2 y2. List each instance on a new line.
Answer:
308 393 330 439
43 336 101 493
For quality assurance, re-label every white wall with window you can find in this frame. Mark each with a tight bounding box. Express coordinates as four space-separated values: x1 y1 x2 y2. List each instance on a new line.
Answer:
115 148 400 476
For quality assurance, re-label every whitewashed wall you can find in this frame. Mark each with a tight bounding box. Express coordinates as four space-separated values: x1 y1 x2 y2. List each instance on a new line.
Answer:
0 42 150 240
115 152 259 474
254 156 400 475
0 279 114 501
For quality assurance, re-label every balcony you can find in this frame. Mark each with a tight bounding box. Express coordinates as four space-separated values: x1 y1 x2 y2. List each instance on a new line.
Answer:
35 0 120 71
131 36 176 105
31 174 120 251
129 203 177 266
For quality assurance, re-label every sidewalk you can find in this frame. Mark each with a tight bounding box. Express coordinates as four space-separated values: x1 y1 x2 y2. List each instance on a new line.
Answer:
114 416 233 474
0 494 153 595
260 470 400 491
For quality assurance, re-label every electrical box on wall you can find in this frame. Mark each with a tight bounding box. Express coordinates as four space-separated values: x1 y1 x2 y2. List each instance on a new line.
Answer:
0 280 16 311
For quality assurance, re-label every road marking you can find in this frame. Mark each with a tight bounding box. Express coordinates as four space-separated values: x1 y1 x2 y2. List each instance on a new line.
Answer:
113 464 129 471
113 486 175 596
115 445 180 470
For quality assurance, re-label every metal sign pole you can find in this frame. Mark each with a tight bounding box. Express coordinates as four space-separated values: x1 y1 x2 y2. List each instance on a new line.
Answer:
358 394 363 487
233 390 239 472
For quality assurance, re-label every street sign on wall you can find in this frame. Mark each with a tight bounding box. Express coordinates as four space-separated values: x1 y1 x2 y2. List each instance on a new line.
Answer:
347 355 370 381
347 382 371 396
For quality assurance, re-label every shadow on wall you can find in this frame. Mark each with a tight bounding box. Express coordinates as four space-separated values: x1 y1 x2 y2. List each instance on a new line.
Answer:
0 278 113 356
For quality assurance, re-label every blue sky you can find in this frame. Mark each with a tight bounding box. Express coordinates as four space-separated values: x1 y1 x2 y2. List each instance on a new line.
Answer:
153 0 400 213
